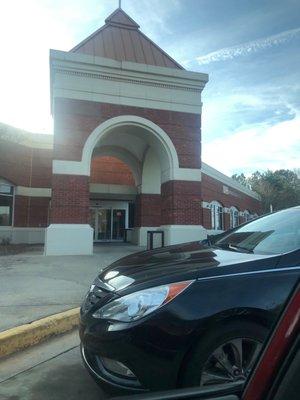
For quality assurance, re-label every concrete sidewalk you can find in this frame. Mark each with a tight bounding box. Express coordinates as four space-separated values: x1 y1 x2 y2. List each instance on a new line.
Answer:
0 330 105 400
0 244 144 332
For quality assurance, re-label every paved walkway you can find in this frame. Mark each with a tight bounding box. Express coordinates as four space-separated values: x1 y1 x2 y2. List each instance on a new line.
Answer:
0 330 106 400
0 244 144 332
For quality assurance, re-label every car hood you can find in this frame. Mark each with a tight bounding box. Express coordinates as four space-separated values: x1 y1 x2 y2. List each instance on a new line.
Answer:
97 241 276 294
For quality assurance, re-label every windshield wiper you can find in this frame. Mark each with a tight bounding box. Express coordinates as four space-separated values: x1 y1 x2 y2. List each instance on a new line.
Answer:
228 244 253 253
214 243 253 253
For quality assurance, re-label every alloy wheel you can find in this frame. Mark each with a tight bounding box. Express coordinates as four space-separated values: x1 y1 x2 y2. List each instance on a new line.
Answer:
200 337 262 386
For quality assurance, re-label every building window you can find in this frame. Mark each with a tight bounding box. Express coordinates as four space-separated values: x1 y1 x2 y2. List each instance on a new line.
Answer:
0 181 14 226
211 201 224 230
230 206 239 228
244 210 251 222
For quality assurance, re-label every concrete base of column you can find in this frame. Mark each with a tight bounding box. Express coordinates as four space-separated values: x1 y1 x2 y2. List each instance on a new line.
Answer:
44 224 93 256
161 225 207 246
132 225 207 247
131 227 157 246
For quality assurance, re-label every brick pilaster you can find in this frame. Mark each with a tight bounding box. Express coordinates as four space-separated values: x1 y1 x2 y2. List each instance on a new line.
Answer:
161 180 202 225
134 194 161 227
50 174 89 224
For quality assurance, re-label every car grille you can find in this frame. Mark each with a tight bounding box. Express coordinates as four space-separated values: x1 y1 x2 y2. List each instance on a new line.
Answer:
81 279 113 314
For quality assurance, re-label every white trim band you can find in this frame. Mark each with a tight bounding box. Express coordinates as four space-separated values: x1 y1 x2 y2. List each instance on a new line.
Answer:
15 186 52 197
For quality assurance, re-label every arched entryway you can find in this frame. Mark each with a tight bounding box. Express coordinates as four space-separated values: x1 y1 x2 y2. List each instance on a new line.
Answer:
46 115 204 255
46 115 205 254
45 113 205 255
84 116 179 246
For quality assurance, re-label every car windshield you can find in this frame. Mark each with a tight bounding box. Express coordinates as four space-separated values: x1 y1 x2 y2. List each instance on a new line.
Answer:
214 207 300 255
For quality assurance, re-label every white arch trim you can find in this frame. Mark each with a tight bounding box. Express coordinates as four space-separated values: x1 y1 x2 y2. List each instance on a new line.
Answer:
210 200 223 208
83 115 179 178
52 115 202 182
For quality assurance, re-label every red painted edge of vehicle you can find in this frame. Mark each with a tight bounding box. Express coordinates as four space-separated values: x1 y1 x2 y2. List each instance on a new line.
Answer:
243 282 300 400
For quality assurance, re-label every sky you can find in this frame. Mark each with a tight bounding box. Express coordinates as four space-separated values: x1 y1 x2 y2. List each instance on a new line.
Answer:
0 0 299 176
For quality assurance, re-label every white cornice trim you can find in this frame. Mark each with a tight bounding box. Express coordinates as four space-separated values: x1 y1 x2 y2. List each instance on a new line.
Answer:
50 50 209 82
50 49 208 115
201 163 260 200
54 67 203 93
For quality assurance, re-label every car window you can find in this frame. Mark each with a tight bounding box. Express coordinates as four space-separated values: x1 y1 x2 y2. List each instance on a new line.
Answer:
215 208 300 255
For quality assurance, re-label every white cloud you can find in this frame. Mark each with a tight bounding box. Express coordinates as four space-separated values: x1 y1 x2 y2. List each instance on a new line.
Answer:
202 115 300 175
125 0 182 38
201 85 299 141
197 27 300 65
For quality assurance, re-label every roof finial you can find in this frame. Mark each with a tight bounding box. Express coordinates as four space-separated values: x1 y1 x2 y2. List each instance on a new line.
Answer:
119 0 122 8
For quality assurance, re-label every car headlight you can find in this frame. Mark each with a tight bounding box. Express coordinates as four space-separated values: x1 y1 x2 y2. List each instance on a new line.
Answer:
92 280 193 322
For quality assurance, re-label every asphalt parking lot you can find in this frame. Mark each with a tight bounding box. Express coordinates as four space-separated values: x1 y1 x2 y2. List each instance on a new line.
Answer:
0 330 106 400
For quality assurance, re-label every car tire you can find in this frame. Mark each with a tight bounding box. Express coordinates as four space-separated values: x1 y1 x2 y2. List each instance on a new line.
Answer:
180 321 268 388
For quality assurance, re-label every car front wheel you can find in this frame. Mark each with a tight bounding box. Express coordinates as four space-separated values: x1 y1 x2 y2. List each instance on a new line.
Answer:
180 321 268 387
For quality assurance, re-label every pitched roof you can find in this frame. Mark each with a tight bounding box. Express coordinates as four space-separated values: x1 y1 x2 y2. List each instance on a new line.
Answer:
70 8 183 69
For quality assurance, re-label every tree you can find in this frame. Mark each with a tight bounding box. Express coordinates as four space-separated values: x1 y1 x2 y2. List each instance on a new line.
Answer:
232 169 300 213
231 173 248 187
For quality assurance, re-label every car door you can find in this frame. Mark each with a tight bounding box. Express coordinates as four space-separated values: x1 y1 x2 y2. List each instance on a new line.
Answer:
112 382 242 399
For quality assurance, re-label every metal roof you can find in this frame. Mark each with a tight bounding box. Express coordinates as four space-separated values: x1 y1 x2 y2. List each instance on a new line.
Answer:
70 8 183 69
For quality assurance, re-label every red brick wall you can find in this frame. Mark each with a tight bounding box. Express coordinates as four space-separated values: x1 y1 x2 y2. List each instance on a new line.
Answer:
1 105 263 232
31 148 53 188
224 213 231 230
50 175 89 224
0 139 32 186
201 173 261 230
0 138 52 187
134 194 161 227
13 196 29 227
53 99 201 169
13 196 50 227
90 156 135 186
202 207 211 229
161 180 202 225
0 137 52 227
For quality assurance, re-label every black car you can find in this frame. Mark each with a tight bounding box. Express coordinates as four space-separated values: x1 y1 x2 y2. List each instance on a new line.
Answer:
80 206 300 395
112 280 300 400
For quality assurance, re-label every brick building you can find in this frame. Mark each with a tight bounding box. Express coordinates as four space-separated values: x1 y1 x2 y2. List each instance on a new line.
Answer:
0 8 261 254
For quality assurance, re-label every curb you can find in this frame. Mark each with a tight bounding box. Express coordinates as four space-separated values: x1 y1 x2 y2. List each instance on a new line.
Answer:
0 307 80 359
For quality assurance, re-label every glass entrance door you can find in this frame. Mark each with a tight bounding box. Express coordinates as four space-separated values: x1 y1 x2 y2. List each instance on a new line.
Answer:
90 207 126 242
97 209 112 240
112 209 125 240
